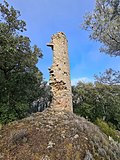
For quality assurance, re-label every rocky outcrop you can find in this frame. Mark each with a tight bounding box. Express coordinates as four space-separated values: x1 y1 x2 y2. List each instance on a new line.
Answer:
0 109 120 160
47 32 73 112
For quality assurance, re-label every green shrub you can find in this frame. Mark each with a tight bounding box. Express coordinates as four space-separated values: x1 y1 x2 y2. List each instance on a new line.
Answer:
95 118 120 143
0 103 29 124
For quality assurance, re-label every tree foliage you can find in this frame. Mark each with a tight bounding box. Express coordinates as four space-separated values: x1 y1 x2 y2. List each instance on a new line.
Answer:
73 82 120 130
82 0 120 56
0 1 43 123
95 68 120 85
95 118 120 142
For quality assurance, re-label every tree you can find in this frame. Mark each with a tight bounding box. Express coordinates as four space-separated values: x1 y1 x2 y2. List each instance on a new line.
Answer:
0 1 43 123
73 81 120 130
82 0 120 56
81 0 120 130
95 68 120 85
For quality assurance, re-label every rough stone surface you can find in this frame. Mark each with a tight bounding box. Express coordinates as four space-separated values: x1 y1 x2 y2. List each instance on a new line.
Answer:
0 108 120 160
47 32 73 112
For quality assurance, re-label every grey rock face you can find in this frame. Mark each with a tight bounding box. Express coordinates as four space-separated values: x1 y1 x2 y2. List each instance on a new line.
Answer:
84 150 93 160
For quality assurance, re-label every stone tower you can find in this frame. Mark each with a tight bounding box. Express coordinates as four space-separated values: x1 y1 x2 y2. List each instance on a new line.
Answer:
47 32 73 112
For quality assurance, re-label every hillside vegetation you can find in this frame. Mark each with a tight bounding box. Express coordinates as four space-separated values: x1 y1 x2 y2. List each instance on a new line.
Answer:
0 108 120 160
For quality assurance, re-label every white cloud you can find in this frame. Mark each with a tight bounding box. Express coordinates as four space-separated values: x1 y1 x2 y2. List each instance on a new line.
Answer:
71 77 94 86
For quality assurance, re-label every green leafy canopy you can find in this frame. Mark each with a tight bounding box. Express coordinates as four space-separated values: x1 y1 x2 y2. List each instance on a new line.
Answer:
0 0 43 123
82 0 120 56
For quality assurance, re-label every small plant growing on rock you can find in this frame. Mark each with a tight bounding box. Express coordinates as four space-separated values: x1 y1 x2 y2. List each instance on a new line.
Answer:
10 129 28 145
95 119 120 143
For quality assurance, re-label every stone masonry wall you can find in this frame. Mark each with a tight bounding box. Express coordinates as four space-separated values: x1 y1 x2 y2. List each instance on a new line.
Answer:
47 32 73 112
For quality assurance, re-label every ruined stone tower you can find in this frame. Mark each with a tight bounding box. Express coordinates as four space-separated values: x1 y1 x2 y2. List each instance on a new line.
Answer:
47 32 73 112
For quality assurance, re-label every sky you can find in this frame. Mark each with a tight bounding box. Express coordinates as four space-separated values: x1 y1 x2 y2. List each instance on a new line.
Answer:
1 0 120 85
